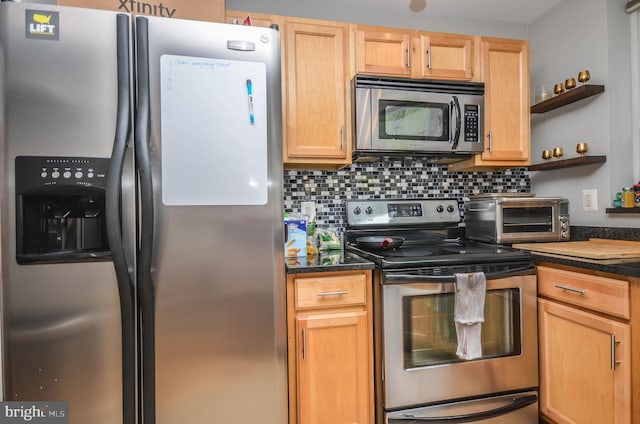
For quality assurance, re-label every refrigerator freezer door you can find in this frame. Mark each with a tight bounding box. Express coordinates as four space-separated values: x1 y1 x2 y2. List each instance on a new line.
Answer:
0 4 135 424
138 17 286 424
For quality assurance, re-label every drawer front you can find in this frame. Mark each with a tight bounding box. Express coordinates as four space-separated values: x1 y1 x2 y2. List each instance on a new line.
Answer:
537 266 630 319
294 273 367 310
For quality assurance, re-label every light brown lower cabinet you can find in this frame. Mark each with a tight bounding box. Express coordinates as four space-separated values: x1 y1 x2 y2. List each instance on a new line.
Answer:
287 270 374 424
537 264 633 424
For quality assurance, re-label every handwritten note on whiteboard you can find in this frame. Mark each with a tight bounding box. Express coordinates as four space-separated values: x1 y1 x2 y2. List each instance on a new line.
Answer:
160 55 268 206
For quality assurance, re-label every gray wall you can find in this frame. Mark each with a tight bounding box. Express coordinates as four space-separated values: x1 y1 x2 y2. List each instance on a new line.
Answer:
226 0 528 39
528 0 634 226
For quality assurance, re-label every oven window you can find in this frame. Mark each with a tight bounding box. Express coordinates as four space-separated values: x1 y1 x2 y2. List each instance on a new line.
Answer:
379 100 449 141
403 288 522 368
502 207 553 233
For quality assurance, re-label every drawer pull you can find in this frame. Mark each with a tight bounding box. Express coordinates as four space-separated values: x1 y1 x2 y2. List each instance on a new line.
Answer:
554 284 587 295
317 290 348 297
611 335 621 370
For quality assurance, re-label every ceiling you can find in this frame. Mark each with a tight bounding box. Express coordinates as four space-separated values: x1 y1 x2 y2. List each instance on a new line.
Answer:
340 0 565 24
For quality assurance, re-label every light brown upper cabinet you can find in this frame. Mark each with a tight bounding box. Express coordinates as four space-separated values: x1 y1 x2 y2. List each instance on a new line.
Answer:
355 28 413 77
417 33 475 80
355 25 476 81
283 18 352 169
449 37 530 171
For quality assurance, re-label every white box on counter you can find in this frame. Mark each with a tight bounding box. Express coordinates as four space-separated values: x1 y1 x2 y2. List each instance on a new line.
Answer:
284 218 307 257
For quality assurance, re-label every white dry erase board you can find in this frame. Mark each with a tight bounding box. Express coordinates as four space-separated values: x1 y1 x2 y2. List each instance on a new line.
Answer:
160 55 268 205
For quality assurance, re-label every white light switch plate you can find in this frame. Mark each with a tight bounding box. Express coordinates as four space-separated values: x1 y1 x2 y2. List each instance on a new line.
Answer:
582 189 598 211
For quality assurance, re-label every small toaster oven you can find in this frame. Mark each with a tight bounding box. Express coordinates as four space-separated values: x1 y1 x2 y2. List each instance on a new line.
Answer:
464 194 569 244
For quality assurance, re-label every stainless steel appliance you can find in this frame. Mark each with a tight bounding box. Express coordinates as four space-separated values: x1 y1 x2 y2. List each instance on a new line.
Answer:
0 3 287 424
345 199 539 424
464 193 570 244
352 75 484 162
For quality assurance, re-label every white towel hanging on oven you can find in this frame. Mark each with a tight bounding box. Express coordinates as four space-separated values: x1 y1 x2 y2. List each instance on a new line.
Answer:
454 272 486 360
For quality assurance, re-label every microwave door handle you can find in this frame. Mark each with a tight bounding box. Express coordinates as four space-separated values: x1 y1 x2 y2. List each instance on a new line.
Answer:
450 95 461 149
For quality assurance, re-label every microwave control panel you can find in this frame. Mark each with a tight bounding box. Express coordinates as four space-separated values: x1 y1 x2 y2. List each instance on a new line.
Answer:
464 104 480 142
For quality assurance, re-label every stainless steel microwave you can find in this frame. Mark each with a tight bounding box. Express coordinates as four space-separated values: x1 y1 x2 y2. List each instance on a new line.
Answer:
464 195 570 244
352 74 484 161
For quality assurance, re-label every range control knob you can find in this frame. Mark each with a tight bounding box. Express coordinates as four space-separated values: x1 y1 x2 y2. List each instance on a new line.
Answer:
353 207 362 215
560 221 569 230
365 206 373 215
436 205 444 213
447 204 456 213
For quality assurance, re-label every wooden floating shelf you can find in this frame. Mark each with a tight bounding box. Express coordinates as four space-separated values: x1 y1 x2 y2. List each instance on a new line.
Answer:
531 84 605 113
606 207 640 214
527 155 606 171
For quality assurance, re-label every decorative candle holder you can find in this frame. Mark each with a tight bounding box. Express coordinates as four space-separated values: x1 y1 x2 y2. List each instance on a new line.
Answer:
565 78 577 90
578 70 591 84
553 83 565 95
576 142 588 156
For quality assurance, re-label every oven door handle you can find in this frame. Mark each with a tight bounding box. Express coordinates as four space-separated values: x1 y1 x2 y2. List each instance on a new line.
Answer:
384 264 536 283
387 393 538 423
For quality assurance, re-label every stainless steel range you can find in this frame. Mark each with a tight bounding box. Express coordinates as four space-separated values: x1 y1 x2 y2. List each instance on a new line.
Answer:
345 198 539 424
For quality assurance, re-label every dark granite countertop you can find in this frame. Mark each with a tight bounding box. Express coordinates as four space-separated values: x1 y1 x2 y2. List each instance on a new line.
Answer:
285 251 375 274
529 253 640 278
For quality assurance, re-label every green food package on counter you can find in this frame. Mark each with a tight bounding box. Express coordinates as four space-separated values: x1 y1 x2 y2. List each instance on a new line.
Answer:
317 229 342 251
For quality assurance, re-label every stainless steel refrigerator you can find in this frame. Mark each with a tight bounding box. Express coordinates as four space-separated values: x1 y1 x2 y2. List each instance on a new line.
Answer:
0 3 287 423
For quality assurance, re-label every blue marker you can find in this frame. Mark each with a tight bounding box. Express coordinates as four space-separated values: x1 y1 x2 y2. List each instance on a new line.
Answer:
246 79 255 124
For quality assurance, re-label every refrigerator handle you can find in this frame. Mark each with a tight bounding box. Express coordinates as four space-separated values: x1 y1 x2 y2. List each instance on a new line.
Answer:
105 13 136 424
135 16 157 424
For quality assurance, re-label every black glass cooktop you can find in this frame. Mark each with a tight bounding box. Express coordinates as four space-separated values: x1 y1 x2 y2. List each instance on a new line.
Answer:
346 239 530 269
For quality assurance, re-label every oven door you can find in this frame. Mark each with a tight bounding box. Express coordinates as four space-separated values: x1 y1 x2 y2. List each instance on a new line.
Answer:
381 266 538 410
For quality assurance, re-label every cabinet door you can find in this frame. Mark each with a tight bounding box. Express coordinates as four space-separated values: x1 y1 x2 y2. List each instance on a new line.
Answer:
447 37 530 171
480 38 530 162
296 311 370 424
284 21 349 163
419 33 474 81
355 29 412 76
539 299 631 424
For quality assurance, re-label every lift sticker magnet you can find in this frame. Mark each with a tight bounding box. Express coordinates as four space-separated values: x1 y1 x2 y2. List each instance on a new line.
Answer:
26 10 60 41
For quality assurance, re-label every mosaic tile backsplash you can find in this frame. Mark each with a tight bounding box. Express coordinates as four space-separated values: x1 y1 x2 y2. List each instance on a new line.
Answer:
283 159 531 229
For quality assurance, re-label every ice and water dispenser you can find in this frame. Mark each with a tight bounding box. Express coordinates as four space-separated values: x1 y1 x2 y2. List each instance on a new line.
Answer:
15 156 111 264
